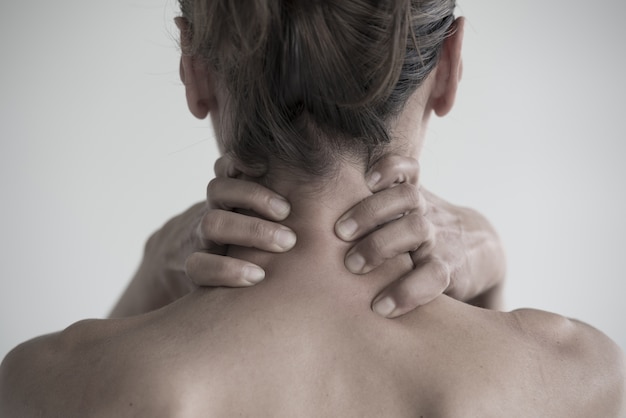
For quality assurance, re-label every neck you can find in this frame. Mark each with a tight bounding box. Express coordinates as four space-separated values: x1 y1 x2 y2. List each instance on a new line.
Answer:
227 162 413 289
223 89 432 285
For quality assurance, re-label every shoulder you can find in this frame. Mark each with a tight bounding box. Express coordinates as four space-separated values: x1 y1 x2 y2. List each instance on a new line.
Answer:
0 317 183 417
431 304 625 417
508 308 626 417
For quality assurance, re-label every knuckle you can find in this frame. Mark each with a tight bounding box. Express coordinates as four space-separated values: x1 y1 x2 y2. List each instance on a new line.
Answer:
402 157 420 185
407 213 428 239
446 271 466 299
414 236 435 257
364 233 393 262
184 253 201 277
248 184 269 208
381 155 401 172
373 154 395 172
387 155 419 183
420 222 437 253
202 210 225 234
249 219 270 240
429 258 451 288
355 199 380 222
372 155 400 183
410 158 420 178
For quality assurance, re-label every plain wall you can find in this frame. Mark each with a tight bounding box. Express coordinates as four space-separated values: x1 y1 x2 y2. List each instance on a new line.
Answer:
1 0 624 361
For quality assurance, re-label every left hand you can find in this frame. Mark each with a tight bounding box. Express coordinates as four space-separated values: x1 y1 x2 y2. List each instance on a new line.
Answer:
335 155 506 318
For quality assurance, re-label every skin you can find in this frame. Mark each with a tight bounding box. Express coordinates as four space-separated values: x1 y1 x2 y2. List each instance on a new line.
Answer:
1 162 624 417
1 15 624 416
110 16 506 319
109 153 505 318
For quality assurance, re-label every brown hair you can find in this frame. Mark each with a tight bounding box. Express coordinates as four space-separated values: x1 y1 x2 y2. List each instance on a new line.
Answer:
179 0 456 176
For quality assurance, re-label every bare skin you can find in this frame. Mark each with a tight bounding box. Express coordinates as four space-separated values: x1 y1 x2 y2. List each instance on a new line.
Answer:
2 14 624 417
109 154 505 318
1 164 624 417
109 17 506 320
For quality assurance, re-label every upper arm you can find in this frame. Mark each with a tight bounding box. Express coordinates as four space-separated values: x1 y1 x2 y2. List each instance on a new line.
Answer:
1 318 177 417
0 319 117 416
0 331 66 416
511 308 626 417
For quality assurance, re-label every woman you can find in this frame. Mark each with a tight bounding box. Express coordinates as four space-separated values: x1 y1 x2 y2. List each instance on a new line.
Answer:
109 4 507 319
1 0 624 416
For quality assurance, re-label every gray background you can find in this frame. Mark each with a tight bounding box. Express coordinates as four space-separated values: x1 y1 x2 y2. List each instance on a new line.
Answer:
1 0 625 360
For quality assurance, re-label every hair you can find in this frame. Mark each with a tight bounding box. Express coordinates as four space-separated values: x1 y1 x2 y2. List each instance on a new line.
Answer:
179 0 456 176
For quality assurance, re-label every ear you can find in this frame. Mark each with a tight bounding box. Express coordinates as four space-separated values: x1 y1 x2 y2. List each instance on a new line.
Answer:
430 17 465 117
175 17 215 120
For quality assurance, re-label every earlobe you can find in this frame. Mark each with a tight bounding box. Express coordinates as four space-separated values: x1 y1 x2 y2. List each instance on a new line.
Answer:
179 57 185 84
176 17 214 120
181 53 212 119
430 17 465 117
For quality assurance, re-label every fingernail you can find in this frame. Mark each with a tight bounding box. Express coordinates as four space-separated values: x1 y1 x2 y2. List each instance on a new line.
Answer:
243 265 265 285
366 171 381 190
373 296 396 318
276 228 297 250
270 197 290 218
336 218 358 240
345 252 366 273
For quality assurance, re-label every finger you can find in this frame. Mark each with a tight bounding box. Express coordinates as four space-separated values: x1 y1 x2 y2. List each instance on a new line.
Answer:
185 252 265 287
366 155 420 192
344 212 434 274
214 155 240 178
336 183 422 241
207 177 291 220
199 210 297 252
214 154 267 178
371 257 450 318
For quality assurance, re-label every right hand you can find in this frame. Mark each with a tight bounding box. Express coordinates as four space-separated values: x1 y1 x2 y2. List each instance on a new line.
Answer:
145 155 296 297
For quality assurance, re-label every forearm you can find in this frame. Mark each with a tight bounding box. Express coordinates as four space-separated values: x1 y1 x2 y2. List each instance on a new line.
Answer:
109 261 183 318
456 205 506 309
423 189 506 309
109 202 207 317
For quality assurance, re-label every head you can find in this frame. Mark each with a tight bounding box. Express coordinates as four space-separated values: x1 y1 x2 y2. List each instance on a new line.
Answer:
177 0 464 179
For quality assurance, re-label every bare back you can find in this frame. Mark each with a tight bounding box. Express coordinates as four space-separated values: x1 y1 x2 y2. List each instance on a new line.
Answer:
24 241 620 417
2 168 623 417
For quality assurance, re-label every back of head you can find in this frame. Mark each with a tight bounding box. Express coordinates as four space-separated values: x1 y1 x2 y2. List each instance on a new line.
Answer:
179 0 456 176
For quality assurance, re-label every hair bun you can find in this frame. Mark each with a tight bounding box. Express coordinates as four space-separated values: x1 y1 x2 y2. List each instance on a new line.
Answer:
179 0 455 175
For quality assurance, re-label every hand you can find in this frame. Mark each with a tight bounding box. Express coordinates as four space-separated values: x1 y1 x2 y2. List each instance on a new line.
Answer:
184 155 297 287
335 155 505 318
110 155 297 317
